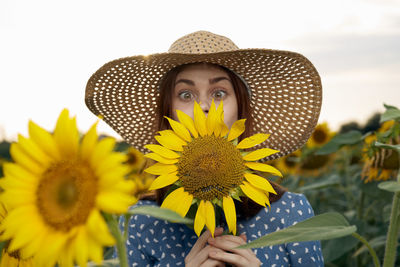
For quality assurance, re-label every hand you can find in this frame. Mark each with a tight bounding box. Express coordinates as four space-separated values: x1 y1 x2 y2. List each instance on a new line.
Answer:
185 227 226 267
207 234 261 267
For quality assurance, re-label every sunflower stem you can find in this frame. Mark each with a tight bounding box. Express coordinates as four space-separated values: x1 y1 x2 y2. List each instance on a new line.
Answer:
351 232 381 267
382 167 400 267
105 213 128 267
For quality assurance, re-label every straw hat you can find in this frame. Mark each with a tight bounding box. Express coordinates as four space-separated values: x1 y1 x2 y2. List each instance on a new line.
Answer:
85 31 322 161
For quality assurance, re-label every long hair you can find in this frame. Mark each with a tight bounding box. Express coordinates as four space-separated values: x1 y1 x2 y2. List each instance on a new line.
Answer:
149 62 286 219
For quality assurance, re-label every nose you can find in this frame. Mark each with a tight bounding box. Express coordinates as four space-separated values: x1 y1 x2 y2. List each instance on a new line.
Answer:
199 100 210 115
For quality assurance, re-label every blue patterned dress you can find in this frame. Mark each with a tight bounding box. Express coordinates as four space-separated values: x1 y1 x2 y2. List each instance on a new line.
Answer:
120 191 324 266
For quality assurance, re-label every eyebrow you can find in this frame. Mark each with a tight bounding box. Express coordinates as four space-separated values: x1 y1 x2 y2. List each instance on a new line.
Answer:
175 76 231 86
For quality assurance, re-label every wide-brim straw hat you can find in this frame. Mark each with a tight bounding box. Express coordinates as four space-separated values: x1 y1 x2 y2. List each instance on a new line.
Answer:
85 31 322 161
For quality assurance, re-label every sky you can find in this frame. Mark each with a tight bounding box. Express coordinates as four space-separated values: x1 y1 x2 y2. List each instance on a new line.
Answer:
1 0 400 141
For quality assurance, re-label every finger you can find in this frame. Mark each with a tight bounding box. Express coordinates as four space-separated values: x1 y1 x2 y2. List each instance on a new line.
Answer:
186 245 226 266
208 235 253 258
186 229 213 262
200 258 226 267
209 250 248 266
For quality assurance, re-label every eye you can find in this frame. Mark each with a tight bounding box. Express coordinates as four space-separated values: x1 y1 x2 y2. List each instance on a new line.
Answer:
178 91 194 101
212 90 227 100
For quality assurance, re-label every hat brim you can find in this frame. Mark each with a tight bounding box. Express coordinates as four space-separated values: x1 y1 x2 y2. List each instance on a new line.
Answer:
85 49 322 161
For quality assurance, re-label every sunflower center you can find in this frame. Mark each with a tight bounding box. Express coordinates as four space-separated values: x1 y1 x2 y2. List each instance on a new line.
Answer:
313 129 328 144
37 160 98 232
177 135 245 201
301 154 329 170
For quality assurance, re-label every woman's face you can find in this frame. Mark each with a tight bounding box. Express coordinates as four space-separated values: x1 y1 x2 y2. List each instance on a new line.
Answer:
171 64 238 129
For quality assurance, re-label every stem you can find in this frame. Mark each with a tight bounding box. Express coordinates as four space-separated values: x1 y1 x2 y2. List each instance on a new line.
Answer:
352 232 381 267
105 213 128 267
382 189 400 266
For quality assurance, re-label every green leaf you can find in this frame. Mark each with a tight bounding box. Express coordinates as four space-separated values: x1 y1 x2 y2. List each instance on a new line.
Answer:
322 235 359 262
238 212 356 249
316 131 363 155
297 174 340 192
378 181 400 192
380 107 400 123
374 141 400 153
127 205 194 224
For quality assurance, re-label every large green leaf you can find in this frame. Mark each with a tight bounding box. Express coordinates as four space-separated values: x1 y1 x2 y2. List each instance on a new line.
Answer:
322 235 359 262
238 212 356 249
380 107 400 123
316 131 363 155
378 181 400 192
127 205 194 224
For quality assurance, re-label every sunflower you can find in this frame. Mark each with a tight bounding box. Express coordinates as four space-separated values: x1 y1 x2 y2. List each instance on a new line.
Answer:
0 204 34 267
272 150 301 176
125 147 146 173
144 101 281 237
306 122 335 148
0 109 136 267
361 121 399 183
128 171 155 197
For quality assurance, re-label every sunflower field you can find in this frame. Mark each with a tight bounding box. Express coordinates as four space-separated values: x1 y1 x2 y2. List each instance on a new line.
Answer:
0 103 399 267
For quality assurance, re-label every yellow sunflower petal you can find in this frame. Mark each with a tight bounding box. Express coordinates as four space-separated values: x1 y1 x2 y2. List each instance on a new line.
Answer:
9 144 42 175
149 171 179 190
245 162 283 177
204 201 215 237
165 117 192 142
175 191 193 218
240 181 268 207
35 231 69 267
96 153 128 176
80 122 99 160
90 137 116 167
144 162 177 175
194 101 207 136
237 133 270 149
243 148 280 161
244 173 277 194
17 134 52 166
74 227 89 267
206 99 218 135
227 119 246 141
145 153 179 164
214 101 224 137
28 120 60 160
86 210 115 246
223 196 237 235
144 144 180 159
155 130 186 152
176 109 199 138
53 109 79 157
87 235 103 264
161 187 191 217
194 200 206 237
96 192 135 214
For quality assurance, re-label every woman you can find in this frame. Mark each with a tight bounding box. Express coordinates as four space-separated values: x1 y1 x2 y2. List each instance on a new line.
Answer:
85 31 324 266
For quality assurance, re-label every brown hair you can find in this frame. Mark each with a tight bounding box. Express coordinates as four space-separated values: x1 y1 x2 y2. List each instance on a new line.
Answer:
148 63 286 219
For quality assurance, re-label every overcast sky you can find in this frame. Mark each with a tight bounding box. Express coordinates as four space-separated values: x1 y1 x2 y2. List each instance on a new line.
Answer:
1 0 399 141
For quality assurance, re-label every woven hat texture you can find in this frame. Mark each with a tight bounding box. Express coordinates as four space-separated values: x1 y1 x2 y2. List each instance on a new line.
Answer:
85 31 322 161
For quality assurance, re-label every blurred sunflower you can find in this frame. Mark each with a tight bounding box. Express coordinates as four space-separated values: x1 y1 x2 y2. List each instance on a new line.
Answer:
125 147 145 173
271 150 301 176
0 109 136 267
0 204 34 267
306 122 336 148
144 100 281 236
128 171 155 198
361 121 399 183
